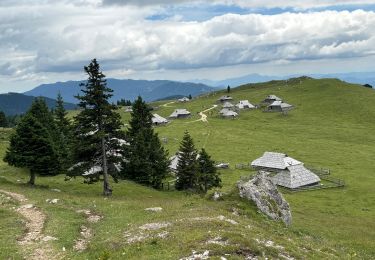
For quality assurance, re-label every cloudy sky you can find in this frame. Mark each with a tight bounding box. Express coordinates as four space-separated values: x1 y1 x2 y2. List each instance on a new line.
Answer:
1 0 375 92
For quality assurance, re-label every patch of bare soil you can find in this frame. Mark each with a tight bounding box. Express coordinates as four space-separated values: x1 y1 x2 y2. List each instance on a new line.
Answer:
73 209 103 251
0 189 62 260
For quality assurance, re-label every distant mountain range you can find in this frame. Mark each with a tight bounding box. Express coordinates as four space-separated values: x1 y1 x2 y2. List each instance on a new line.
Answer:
24 79 215 104
0 93 76 116
192 72 375 89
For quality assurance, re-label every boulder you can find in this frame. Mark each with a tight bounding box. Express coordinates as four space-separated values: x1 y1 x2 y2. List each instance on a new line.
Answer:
237 171 292 226
212 191 224 201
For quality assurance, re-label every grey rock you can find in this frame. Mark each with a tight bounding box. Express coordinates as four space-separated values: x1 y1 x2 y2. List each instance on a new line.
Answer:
144 207 163 212
212 191 224 201
237 171 292 226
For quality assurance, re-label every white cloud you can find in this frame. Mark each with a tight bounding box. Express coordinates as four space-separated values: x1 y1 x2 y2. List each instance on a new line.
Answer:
1 1 375 92
102 0 375 9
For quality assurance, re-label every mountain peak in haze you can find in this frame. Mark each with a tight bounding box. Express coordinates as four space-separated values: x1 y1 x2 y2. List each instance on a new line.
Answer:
24 79 215 104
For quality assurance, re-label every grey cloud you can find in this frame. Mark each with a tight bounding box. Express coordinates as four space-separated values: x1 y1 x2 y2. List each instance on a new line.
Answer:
1 2 375 78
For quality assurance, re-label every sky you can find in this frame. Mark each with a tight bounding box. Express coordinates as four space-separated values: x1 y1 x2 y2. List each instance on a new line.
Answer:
1 0 375 93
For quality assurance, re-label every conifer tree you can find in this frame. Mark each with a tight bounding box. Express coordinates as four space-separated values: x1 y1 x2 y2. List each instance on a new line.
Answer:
71 59 124 196
0 111 7 127
175 131 199 191
122 96 169 188
54 92 71 171
4 109 60 185
197 148 221 193
227 85 231 93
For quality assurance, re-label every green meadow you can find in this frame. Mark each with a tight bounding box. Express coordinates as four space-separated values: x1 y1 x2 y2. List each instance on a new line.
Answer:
0 77 374 259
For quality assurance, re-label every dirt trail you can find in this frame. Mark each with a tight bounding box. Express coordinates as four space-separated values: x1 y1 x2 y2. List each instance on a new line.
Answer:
189 105 218 123
162 101 176 107
0 189 62 260
73 209 103 251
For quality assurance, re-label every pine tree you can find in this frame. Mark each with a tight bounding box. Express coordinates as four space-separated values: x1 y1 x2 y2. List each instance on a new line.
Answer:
54 92 71 171
227 85 231 93
197 148 221 193
175 131 199 191
122 96 169 188
4 111 60 185
188 94 192 100
71 59 124 196
0 111 7 127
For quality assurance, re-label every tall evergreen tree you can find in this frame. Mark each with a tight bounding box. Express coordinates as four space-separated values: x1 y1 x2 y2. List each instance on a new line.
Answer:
4 108 60 185
227 85 231 93
55 92 71 136
0 111 7 127
175 131 199 191
197 148 221 193
122 96 169 188
71 59 124 196
54 92 71 171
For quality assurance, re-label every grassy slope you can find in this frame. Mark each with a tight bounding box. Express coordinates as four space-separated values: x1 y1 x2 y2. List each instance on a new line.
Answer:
0 77 374 259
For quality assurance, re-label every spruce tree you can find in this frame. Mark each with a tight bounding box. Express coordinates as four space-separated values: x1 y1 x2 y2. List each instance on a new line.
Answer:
122 96 169 188
0 111 7 127
54 92 71 171
4 112 60 185
197 148 221 193
71 59 124 196
175 131 199 191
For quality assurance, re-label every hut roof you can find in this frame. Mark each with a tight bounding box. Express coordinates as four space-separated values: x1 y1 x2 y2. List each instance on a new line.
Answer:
268 101 293 110
169 154 180 171
178 97 190 102
221 110 238 117
222 101 234 108
251 152 302 170
271 164 321 189
169 109 191 118
218 95 233 101
266 95 282 101
236 100 255 109
152 113 169 124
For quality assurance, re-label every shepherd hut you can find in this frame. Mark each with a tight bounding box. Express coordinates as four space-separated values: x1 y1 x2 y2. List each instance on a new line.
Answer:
218 95 233 102
263 95 282 104
222 101 235 109
266 101 293 112
152 114 169 125
251 152 320 189
169 109 191 119
236 100 255 109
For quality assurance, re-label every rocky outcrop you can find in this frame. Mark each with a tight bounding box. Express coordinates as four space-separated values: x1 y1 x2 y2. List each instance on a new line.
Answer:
237 171 292 226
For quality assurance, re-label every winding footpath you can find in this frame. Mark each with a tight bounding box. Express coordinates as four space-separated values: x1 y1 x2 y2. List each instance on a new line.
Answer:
162 101 176 107
189 105 218 123
0 189 62 260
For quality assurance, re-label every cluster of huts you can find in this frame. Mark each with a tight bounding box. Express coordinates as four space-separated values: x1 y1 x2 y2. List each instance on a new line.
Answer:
123 93 293 125
217 94 293 119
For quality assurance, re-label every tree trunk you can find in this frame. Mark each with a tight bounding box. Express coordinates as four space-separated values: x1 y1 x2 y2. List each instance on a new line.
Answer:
28 171 36 186
101 137 112 196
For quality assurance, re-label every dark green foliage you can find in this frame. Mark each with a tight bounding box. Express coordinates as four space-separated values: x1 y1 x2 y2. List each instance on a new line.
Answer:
227 85 231 93
5 114 22 128
175 131 199 191
197 148 221 193
122 96 169 188
0 111 7 127
188 94 192 100
363 83 373 88
4 112 60 185
54 93 72 171
71 59 124 195
117 99 132 106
